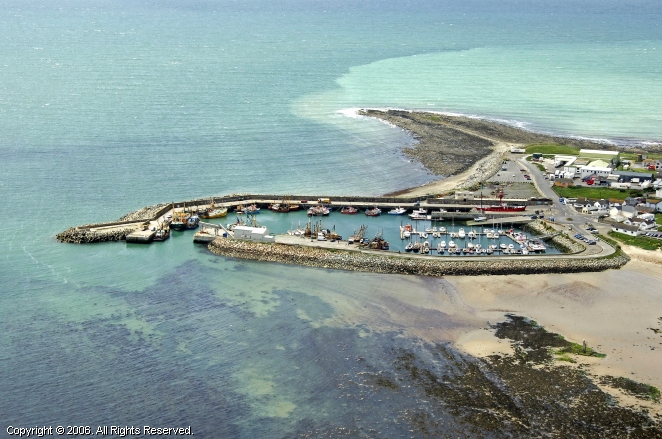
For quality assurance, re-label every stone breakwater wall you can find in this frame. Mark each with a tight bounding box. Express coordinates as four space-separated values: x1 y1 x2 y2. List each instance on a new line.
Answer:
523 220 585 254
118 203 171 222
460 148 506 189
56 227 139 243
208 238 629 277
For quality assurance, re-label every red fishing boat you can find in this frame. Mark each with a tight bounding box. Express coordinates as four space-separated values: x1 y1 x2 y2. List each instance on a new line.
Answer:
476 191 526 212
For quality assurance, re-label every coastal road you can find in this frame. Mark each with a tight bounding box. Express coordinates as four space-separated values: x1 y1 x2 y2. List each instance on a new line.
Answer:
518 157 613 254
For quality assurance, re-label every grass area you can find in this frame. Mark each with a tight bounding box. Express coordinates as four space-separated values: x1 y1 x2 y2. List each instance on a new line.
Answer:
427 115 441 122
552 185 644 200
621 152 662 161
534 163 546 172
558 342 606 358
608 231 662 251
525 143 580 155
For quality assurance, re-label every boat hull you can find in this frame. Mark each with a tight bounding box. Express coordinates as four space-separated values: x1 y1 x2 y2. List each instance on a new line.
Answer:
171 222 187 231
476 206 526 212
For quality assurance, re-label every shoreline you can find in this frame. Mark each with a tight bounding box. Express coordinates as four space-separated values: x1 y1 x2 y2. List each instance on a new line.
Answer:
357 109 629 197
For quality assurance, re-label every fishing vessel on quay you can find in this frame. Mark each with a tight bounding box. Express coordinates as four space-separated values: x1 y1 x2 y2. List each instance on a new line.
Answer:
476 191 526 213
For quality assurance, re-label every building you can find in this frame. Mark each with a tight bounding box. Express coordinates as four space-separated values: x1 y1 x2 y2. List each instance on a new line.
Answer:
454 191 475 201
642 158 662 169
646 198 662 212
579 149 620 165
233 225 275 242
625 217 657 230
611 223 641 236
579 165 612 179
613 170 655 183
554 155 577 168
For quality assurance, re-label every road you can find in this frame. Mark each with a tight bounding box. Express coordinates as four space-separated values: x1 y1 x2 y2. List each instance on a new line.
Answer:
517 157 614 255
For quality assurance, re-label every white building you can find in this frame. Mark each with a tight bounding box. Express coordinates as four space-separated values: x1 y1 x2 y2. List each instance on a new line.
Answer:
625 218 657 230
233 226 275 242
454 191 475 201
579 165 612 179
611 223 641 236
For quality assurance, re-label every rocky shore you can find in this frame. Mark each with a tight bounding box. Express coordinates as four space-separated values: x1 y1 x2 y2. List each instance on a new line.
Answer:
360 109 497 178
56 226 138 244
208 238 629 277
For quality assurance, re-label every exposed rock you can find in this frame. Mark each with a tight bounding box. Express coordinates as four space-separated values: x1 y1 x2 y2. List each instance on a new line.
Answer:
207 238 629 277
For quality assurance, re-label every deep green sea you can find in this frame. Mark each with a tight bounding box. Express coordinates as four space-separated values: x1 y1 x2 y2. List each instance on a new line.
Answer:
1 0 661 437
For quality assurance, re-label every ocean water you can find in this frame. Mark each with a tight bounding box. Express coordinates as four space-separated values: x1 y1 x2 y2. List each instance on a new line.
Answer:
1 0 661 436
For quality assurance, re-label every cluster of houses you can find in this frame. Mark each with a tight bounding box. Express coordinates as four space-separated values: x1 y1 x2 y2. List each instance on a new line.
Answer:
547 149 660 189
570 192 662 236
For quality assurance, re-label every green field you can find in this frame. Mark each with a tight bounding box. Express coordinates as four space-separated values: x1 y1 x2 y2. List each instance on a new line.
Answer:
608 231 662 251
621 152 662 161
525 143 580 155
553 186 643 200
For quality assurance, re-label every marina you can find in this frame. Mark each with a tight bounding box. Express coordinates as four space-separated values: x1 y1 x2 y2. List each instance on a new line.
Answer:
57 193 597 262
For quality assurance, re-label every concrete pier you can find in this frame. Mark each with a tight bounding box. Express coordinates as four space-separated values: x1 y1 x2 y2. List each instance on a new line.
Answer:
126 229 156 243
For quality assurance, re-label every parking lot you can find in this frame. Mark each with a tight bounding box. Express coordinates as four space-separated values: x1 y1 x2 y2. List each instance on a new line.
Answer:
488 160 532 183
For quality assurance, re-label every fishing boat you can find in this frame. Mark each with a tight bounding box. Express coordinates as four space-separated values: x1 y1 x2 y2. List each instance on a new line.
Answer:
185 214 200 230
317 232 327 241
307 206 330 216
412 241 421 253
405 242 413 252
243 204 260 214
388 207 407 215
476 190 525 212
439 240 446 249
474 216 487 222
171 206 191 231
448 240 457 248
468 230 477 239
153 227 170 241
458 228 466 239
341 206 358 214
421 232 428 239
438 226 446 233
365 207 382 216
200 198 228 219
500 243 507 250
271 197 300 213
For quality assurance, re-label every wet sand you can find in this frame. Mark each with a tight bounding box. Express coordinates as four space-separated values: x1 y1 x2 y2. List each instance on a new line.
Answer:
268 255 662 428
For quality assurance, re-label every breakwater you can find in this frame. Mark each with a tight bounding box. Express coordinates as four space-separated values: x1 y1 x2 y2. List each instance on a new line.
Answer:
56 226 139 243
523 220 586 254
208 238 629 277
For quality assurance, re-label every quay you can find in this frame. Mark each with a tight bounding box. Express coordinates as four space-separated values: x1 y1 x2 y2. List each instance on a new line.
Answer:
57 193 551 245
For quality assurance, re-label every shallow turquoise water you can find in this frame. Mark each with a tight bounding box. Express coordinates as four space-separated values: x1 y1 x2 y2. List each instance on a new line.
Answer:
1 0 660 436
